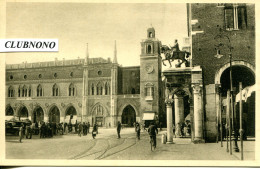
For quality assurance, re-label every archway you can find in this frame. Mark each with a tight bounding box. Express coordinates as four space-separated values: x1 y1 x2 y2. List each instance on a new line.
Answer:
220 65 255 138
92 104 106 127
220 65 255 96
6 105 14 116
18 106 29 120
33 107 44 123
121 105 136 127
65 106 77 123
49 106 60 123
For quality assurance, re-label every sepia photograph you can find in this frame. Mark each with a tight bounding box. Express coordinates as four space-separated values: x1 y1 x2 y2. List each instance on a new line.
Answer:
0 0 258 166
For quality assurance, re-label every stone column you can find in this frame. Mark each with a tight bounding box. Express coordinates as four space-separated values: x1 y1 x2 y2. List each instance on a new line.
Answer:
174 94 184 137
192 84 204 143
165 99 174 143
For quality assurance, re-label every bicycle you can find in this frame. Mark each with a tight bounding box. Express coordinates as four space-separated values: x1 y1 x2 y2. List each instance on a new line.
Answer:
150 135 156 151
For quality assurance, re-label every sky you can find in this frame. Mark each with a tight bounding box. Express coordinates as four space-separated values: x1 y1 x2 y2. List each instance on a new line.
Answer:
5 3 188 66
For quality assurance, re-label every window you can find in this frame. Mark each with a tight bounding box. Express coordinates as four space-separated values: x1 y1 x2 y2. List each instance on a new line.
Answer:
105 82 110 95
225 5 247 30
37 84 43 97
28 86 31 97
131 88 136 94
93 105 104 116
22 85 27 97
18 86 21 97
8 86 14 97
145 83 154 100
69 83 75 96
52 84 59 96
91 83 95 95
96 82 103 95
147 45 152 54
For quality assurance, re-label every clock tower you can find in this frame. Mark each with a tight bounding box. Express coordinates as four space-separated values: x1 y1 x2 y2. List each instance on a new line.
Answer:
140 27 162 124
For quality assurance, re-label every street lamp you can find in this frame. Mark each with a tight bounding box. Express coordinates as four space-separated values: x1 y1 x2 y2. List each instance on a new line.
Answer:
214 33 239 153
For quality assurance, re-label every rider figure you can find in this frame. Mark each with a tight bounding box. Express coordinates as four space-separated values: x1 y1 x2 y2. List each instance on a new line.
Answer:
148 122 158 148
172 39 180 52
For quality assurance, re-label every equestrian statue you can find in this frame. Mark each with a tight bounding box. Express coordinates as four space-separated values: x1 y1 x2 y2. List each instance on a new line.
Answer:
160 39 190 68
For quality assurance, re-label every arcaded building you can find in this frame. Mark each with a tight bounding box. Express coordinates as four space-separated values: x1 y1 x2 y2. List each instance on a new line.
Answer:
5 27 163 128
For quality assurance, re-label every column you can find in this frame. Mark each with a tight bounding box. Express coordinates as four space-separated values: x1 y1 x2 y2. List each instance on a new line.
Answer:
174 94 184 137
165 99 174 143
215 84 221 142
192 84 204 143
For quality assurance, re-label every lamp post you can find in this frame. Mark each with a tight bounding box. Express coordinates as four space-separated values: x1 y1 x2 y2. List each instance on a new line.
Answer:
214 33 239 153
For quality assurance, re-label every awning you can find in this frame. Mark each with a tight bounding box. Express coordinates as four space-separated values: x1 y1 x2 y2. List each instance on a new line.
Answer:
142 113 155 120
235 84 255 103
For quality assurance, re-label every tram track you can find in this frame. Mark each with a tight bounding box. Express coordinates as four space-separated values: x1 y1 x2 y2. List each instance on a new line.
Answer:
70 139 97 160
73 135 138 160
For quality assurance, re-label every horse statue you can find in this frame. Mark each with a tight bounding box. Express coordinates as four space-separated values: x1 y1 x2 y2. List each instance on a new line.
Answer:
160 45 190 68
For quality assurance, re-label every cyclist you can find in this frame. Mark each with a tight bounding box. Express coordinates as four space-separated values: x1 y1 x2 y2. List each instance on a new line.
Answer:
148 122 158 148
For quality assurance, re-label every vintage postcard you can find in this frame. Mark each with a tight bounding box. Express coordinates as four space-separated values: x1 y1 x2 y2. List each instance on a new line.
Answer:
0 0 259 167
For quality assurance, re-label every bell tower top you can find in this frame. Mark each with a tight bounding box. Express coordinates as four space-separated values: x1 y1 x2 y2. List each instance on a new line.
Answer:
147 27 155 38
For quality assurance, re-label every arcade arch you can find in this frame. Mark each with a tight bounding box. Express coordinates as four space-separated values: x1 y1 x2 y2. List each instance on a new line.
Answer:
49 106 60 123
6 105 14 116
32 106 44 123
18 106 29 120
121 105 136 127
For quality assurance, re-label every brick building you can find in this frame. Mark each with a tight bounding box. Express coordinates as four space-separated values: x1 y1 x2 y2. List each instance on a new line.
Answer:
187 3 255 141
5 27 163 127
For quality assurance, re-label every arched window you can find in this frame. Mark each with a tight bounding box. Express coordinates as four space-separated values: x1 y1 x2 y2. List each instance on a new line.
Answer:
8 86 14 97
69 83 75 96
97 82 103 95
145 83 154 100
93 105 104 116
28 86 31 97
91 83 95 95
105 82 110 95
22 85 28 97
52 84 59 96
18 86 22 97
37 84 43 97
147 45 152 54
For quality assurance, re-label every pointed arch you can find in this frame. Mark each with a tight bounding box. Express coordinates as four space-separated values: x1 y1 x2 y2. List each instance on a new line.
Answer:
48 105 60 123
105 82 110 95
8 86 14 97
91 83 95 95
6 104 14 116
96 82 103 95
69 83 76 96
52 83 59 96
37 84 43 97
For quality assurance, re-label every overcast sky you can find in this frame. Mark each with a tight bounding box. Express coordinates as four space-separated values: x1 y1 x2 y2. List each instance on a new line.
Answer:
5 3 187 66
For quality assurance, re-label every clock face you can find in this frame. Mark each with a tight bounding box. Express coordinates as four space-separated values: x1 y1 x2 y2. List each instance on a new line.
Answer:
145 65 154 74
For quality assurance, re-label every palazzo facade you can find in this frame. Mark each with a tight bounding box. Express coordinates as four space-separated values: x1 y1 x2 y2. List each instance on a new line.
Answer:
5 27 163 128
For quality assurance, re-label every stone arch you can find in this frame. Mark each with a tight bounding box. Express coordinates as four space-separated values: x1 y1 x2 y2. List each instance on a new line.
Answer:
68 83 76 96
17 104 29 119
118 103 139 117
214 61 255 84
48 104 61 123
91 102 109 127
6 104 14 116
120 104 137 127
64 104 78 123
32 105 45 123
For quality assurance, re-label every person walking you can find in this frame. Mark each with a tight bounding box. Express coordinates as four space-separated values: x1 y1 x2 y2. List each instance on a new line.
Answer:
78 122 83 137
135 122 141 140
117 121 121 139
19 123 24 143
92 123 98 139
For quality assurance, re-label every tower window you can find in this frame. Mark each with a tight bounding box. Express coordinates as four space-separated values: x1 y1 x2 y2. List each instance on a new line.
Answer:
145 83 154 101
147 45 152 54
69 83 75 96
149 32 153 38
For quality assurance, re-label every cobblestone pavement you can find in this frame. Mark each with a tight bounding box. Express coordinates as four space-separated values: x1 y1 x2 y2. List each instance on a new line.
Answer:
5 128 249 160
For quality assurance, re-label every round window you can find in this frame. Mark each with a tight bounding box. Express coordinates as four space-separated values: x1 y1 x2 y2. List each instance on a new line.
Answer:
38 74 42 78
24 75 27 79
9 75 13 80
70 72 73 77
54 73 57 78
98 71 102 75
